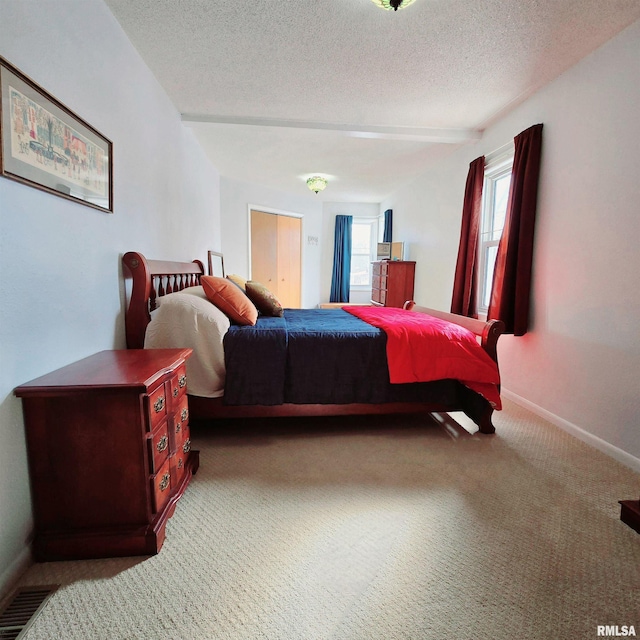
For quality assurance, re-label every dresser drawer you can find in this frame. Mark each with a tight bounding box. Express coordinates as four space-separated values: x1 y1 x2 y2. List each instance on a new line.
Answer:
174 395 189 440
380 261 389 275
173 426 192 483
171 454 184 487
151 458 172 513
147 383 168 431
169 364 188 402
180 423 191 456
148 420 170 474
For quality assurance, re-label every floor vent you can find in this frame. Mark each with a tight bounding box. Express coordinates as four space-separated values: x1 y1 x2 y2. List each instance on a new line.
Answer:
0 585 59 640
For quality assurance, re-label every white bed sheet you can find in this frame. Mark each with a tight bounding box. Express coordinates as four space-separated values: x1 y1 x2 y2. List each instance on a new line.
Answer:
144 286 230 398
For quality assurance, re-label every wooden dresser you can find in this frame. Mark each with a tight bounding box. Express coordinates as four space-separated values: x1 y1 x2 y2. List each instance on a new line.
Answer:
14 349 199 561
371 260 416 308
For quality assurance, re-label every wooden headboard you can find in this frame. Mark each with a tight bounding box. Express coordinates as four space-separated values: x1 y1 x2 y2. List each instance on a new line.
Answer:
122 251 205 349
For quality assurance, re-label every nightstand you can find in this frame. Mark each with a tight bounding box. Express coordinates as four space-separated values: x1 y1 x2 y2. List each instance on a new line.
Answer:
14 349 199 561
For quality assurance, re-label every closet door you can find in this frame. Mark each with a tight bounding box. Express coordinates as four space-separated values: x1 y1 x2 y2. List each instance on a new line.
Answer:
250 210 302 308
276 215 301 308
250 210 278 289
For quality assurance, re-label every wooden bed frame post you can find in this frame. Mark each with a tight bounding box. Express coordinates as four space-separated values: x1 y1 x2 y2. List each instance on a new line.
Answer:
122 252 152 349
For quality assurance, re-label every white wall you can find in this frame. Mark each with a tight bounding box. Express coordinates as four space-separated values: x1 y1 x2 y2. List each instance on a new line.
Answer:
382 19 640 463
0 0 221 597
220 176 323 308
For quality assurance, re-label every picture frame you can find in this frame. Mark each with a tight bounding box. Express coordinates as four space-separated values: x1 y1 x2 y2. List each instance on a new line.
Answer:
0 57 113 213
208 250 225 277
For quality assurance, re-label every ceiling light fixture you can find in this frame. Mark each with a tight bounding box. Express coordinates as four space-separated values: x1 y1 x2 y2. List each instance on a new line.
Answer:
370 0 417 10
307 176 327 194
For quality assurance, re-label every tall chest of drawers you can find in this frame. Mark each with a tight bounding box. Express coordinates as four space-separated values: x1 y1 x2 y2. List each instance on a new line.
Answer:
14 349 199 561
371 260 416 308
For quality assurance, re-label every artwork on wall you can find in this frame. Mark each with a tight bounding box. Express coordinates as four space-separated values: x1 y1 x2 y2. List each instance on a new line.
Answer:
0 57 113 213
208 251 225 277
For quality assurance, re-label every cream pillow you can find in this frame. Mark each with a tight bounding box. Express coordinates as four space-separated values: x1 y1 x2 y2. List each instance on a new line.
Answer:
145 287 231 398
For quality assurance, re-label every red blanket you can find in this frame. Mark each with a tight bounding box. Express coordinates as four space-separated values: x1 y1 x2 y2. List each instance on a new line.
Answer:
345 306 501 409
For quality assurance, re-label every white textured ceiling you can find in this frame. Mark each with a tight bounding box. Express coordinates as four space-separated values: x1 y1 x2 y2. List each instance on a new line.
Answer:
104 0 640 202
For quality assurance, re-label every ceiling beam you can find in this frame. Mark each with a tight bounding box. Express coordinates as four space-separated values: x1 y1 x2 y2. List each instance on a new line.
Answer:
181 114 482 143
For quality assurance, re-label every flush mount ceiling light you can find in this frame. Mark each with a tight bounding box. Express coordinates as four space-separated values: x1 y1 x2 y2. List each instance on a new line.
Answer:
307 176 328 194
370 0 417 10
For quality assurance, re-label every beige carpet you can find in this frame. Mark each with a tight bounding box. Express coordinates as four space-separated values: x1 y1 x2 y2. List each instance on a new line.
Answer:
11 399 640 639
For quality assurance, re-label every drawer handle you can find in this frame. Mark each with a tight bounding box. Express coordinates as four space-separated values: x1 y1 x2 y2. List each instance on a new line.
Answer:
173 387 179 397
175 422 181 433
181 408 188 422
179 375 187 389
183 439 191 454
156 435 168 453
178 458 183 469
153 396 165 413
159 472 170 492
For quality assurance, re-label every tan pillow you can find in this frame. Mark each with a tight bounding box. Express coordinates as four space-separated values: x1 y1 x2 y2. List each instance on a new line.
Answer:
226 273 247 292
201 276 258 326
245 281 284 317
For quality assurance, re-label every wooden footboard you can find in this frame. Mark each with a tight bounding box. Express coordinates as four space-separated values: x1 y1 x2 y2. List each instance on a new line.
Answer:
403 301 504 365
121 252 505 434
402 302 504 433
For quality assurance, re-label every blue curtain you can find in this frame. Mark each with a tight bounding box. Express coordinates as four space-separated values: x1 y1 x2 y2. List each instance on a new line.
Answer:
329 215 353 303
383 209 393 243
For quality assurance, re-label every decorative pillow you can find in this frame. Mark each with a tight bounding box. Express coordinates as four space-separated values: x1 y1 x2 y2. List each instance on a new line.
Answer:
245 281 284 317
226 273 247 292
201 276 258 326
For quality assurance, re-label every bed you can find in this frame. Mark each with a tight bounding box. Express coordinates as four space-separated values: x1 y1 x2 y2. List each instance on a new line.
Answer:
122 251 505 434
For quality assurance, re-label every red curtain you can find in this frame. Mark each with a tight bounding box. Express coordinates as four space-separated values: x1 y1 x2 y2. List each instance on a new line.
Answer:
451 156 485 318
488 123 543 336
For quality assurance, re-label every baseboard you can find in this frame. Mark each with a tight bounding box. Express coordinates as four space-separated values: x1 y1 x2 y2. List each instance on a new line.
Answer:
0 546 32 605
501 388 640 474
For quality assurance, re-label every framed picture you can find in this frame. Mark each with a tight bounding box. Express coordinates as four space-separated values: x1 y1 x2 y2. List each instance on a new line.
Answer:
0 57 113 213
208 251 225 277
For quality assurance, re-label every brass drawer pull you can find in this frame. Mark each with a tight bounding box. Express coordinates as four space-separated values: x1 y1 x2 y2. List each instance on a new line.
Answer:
159 472 170 492
181 408 188 422
173 387 179 398
156 435 168 453
183 439 191 454
175 422 181 433
153 396 165 413
179 375 187 389
178 458 183 469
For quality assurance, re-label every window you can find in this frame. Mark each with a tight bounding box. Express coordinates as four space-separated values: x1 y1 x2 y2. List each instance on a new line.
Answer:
478 147 514 313
350 219 378 287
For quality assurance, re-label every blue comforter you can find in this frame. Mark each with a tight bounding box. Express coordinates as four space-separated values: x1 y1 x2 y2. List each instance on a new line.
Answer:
222 308 457 406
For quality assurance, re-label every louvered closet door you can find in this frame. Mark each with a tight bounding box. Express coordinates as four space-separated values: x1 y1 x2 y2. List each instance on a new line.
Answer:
250 210 302 308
